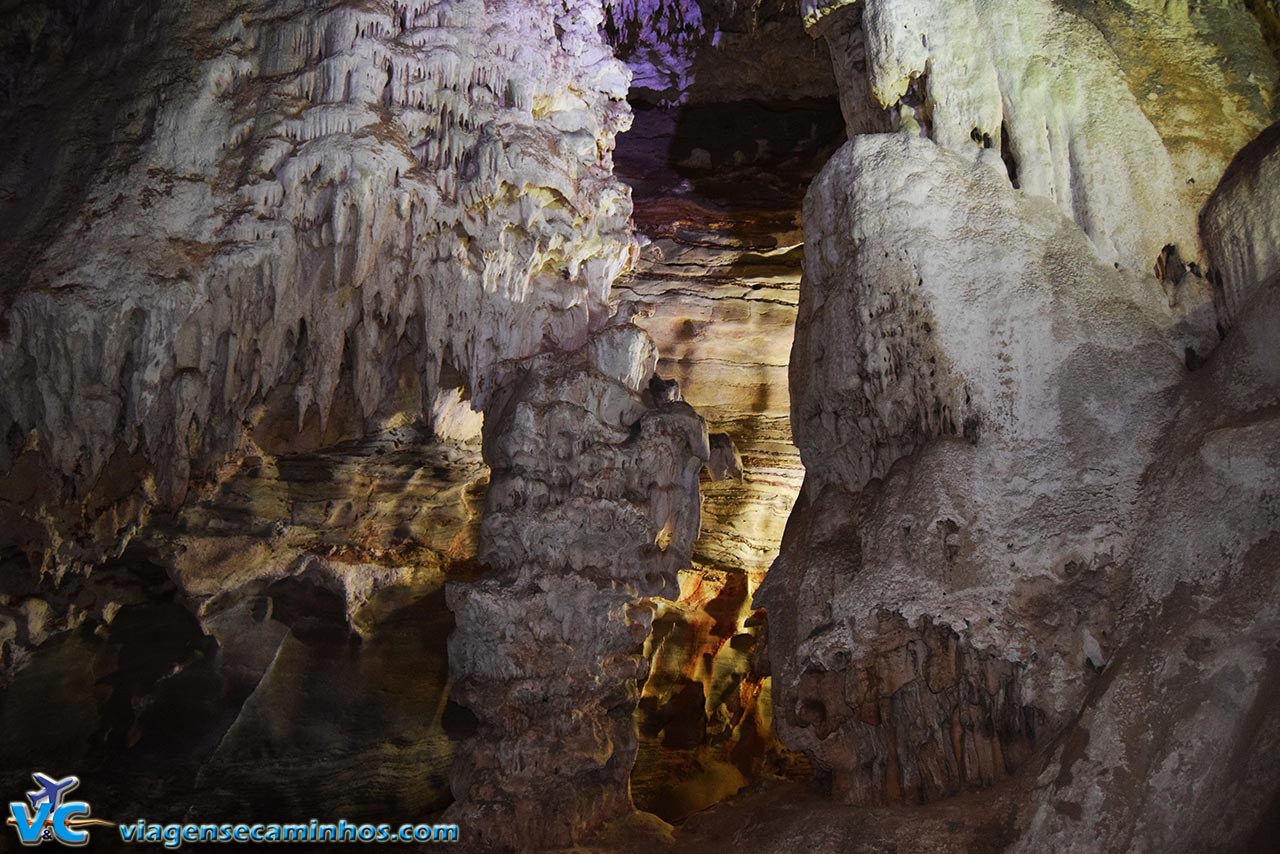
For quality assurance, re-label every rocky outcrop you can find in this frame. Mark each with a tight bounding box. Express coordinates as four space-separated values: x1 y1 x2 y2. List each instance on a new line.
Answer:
1 0 712 837
445 323 708 850
1012 123 1280 854
758 60 1277 854
633 566 802 822
4 0 1278 850
0 0 634 573
802 0 1278 271
0 425 485 823
613 101 844 580
1201 122 1280 330
762 132 1192 803
751 0 1280 826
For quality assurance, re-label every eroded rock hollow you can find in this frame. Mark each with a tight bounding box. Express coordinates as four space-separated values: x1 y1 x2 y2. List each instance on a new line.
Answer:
1 0 1278 851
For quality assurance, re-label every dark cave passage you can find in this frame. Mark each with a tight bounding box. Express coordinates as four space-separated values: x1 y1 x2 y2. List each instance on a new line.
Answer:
0 429 482 839
612 95 844 823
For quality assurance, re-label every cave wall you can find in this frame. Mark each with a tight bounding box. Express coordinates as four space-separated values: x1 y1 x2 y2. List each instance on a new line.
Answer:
2 0 1278 849
0 0 635 574
0 0 710 839
759 0 1280 845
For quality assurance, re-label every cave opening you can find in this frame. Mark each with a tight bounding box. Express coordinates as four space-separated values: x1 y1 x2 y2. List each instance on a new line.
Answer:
608 42 846 819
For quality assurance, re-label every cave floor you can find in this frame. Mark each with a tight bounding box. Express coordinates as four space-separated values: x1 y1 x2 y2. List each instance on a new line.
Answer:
579 777 1025 854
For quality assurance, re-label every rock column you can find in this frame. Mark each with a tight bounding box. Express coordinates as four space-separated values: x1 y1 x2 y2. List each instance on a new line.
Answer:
446 324 708 849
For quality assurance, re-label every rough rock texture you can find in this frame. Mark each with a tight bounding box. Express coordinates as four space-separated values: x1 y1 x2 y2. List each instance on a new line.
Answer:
803 0 1278 271
445 323 709 850
632 568 794 822
149 426 486 615
611 100 842 819
606 0 837 105
614 101 842 582
0 0 635 572
757 95 1279 854
1201 122 1280 329
762 133 1193 803
1 1 725 840
746 0 1280 829
4 0 1278 849
1011 123 1280 854
0 425 484 824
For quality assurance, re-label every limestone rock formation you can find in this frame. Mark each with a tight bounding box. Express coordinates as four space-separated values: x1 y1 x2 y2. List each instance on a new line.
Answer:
762 132 1189 803
611 99 842 818
0 426 484 823
756 54 1278 854
1201 122 1280 330
745 0 1280 832
445 323 708 849
803 0 1277 270
2 0 1279 849
1011 122 1280 854
0 0 699 839
0 0 634 573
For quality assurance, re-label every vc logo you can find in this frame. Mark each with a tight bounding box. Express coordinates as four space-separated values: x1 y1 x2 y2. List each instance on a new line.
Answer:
6 774 114 847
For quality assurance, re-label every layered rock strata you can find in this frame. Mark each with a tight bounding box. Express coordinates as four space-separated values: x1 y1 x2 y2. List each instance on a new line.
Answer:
612 100 843 818
445 323 709 849
0 425 485 822
613 101 843 586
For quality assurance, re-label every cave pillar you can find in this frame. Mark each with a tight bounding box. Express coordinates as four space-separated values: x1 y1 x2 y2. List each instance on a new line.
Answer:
445 324 708 849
